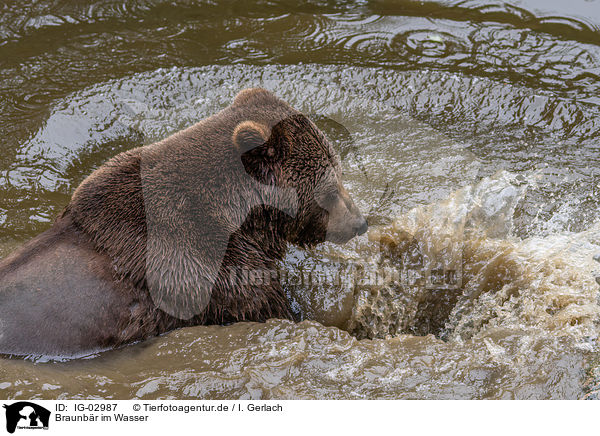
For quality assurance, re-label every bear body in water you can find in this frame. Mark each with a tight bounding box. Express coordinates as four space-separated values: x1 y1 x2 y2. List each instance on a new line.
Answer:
0 88 367 356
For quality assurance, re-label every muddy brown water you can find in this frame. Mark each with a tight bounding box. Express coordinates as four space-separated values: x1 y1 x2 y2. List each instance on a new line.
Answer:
1 0 600 399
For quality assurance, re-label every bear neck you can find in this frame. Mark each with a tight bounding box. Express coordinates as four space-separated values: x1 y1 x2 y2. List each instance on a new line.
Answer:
64 148 293 288
236 206 291 262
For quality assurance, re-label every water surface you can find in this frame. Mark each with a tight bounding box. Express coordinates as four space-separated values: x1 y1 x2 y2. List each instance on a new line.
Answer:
1 0 600 399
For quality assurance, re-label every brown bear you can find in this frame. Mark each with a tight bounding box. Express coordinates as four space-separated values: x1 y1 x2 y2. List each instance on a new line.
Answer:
0 88 367 357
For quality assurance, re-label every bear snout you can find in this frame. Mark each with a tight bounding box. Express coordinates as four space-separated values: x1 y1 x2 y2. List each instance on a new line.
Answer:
325 210 368 244
352 215 368 236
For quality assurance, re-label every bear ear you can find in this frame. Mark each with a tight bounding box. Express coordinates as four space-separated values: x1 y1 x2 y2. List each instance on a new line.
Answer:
233 88 273 106
232 120 271 154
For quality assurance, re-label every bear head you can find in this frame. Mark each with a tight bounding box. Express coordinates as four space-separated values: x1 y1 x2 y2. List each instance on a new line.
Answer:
230 88 368 247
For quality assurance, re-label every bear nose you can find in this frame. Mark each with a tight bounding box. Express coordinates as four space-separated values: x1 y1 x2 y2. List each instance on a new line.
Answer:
354 216 368 236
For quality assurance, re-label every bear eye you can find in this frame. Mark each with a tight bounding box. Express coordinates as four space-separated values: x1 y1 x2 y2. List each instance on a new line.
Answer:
325 190 338 205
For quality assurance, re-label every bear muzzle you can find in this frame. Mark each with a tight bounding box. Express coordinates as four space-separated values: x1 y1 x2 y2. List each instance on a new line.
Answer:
353 215 369 236
324 189 368 244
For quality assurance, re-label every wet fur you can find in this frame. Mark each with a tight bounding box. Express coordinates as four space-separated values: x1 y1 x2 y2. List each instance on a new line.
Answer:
0 89 355 356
